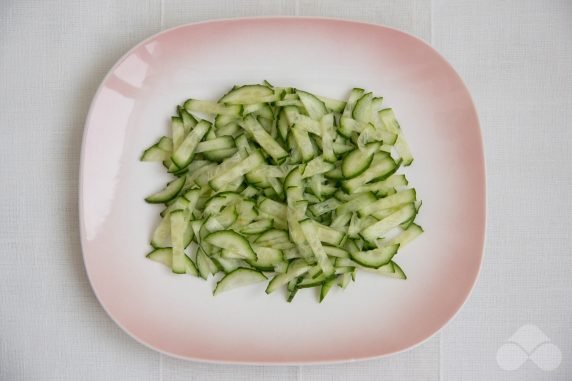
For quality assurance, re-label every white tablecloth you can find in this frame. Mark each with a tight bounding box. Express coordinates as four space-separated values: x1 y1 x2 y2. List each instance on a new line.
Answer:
1 0 571 380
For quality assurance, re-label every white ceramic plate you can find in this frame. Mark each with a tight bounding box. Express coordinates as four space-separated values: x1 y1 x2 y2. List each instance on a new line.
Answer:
80 17 485 364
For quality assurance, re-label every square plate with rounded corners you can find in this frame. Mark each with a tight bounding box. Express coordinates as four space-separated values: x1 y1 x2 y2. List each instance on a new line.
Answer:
80 17 485 364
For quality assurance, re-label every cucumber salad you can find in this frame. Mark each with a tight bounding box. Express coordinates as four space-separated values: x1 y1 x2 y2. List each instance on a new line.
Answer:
141 83 423 302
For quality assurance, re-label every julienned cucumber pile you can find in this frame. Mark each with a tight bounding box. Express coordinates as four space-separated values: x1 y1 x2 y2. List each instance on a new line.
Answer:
141 83 423 302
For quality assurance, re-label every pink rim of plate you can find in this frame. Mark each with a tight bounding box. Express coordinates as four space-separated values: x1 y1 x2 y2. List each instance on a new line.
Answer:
79 16 486 365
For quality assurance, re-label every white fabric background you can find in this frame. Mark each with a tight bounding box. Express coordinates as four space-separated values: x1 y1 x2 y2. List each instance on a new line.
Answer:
0 0 570 380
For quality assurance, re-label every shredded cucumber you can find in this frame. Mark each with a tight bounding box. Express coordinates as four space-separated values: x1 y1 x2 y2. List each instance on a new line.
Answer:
141 82 422 301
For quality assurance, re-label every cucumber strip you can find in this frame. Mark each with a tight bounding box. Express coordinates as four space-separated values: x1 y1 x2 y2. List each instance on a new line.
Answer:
309 197 340 217
213 268 267 295
266 259 311 294
282 93 299 101
349 244 399 268
258 116 274 134
254 235 291 247
336 192 377 215
177 254 197 276
248 246 284 271
360 203 417 242
215 114 240 128
356 125 374 150
242 115 288 162
370 97 384 125
297 272 330 288
361 260 406 279
303 191 321 204
324 165 343 180
302 156 335 178
319 276 337 302
203 148 238 162
283 106 301 126
245 169 271 187
314 221 345 246
185 159 213 175
211 256 244 273
372 207 399 220
386 223 423 247
171 120 210 168
221 248 250 260
258 198 287 221
243 103 274 120
337 272 352 288
339 118 397 146
170 210 189 273
378 108 401 134
209 151 264 191
268 177 284 197
275 99 304 107
147 248 198 276
400 200 422 229
203 125 216 142
323 245 350 259
341 142 380 179
354 174 408 194
248 164 292 178
388 261 407 280
190 220 204 242
347 213 361 238
316 96 346 113
335 257 360 268
284 166 303 192
320 114 336 162
300 220 334 276
286 278 301 302
145 176 186 204
283 248 303 260
204 230 256 260
230 201 258 229
294 114 321 135
219 85 276 104
373 125 398 145
140 144 169 162
394 134 414 166
160 196 189 218
255 228 289 241
203 192 242 215
352 92 373 123
204 206 237 231
171 116 186 152
196 248 217 279
358 189 417 217
240 185 258 198
342 88 365 118
342 155 398 193
187 163 217 188
195 136 235 153
297 90 328 120
338 117 366 135
179 107 198 130
287 208 313 259
157 136 173 152
291 126 315 162
184 99 242 116
332 141 355 155
277 108 289 141
146 248 172 267
215 122 241 137
330 211 351 230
